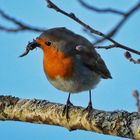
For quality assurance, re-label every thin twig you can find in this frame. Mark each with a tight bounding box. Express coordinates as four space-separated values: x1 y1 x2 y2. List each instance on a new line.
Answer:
132 90 140 112
0 25 23 32
82 28 98 41
0 9 46 32
94 44 116 49
78 0 125 16
124 51 140 64
78 1 140 45
93 2 140 45
95 46 140 64
95 46 140 65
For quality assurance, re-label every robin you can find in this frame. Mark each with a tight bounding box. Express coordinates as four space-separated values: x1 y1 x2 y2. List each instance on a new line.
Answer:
20 27 112 119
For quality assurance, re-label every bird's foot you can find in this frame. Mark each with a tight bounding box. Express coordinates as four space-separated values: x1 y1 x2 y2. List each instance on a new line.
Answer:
83 101 93 118
62 101 73 120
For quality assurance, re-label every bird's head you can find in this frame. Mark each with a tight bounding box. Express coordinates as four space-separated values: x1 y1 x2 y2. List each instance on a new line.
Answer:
19 27 94 58
20 27 79 57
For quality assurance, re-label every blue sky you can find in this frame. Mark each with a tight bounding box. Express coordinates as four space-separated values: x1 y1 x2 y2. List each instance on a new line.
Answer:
0 0 140 140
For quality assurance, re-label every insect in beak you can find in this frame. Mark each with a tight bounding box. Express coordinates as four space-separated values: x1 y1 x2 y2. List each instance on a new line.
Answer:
19 39 40 57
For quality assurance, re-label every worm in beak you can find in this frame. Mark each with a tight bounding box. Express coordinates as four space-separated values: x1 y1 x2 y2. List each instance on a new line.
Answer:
19 39 40 57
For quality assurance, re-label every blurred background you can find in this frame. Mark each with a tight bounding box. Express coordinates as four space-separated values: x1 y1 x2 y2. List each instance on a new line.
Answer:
0 0 140 140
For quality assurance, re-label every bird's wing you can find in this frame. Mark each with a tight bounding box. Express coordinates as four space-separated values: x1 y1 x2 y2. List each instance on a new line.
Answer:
75 45 112 79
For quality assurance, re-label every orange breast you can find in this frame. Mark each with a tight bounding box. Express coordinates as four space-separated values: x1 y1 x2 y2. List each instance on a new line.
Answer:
43 48 73 79
43 45 73 80
35 38 73 79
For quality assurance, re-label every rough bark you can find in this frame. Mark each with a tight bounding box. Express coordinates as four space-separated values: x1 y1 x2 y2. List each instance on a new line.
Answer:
0 95 140 139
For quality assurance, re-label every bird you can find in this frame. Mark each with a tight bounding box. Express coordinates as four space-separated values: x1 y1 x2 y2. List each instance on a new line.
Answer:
20 27 112 119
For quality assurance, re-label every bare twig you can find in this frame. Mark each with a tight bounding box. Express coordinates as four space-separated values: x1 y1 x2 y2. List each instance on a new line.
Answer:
82 28 98 41
1 95 140 140
94 44 116 49
0 25 23 32
93 2 140 45
132 90 140 112
0 9 46 32
78 0 125 16
94 46 140 64
124 51 140 64
46 0 140 56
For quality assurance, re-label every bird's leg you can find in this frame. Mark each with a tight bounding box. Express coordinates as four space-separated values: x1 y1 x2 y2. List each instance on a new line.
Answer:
62 93 73 120
84 90 93 117
87 90 93 110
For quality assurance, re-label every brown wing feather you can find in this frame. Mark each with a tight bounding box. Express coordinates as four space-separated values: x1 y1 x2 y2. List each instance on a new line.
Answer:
76 45 112 79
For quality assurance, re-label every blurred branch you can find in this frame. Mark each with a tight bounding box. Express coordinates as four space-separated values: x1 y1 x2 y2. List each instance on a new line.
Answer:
94 45 140 64
132 90 140 112
78 0 125 16
124 51 140 64
94 44 116 49
0 9 46 32
85 2 140 45
78 1 140 45
46 0 140 57
82 28 98 41
1 95 140 140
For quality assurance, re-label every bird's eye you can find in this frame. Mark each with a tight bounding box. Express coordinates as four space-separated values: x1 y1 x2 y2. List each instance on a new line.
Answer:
45 41 51 46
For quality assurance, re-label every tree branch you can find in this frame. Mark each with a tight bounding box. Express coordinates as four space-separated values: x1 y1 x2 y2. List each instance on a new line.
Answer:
124 51 140 64
94 44 116 49
46 0 140 56
0 9 46 32
78 0 125 16
0 95 140 139
132 90 140 112
93 2 140 45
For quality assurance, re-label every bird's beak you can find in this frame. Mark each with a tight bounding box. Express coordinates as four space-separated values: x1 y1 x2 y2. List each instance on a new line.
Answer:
19 39 40 57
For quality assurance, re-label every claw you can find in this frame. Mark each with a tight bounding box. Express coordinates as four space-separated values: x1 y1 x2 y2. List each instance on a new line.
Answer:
83 101 93 117
62 101 73 120
19 39 40 57
62 93 73 120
